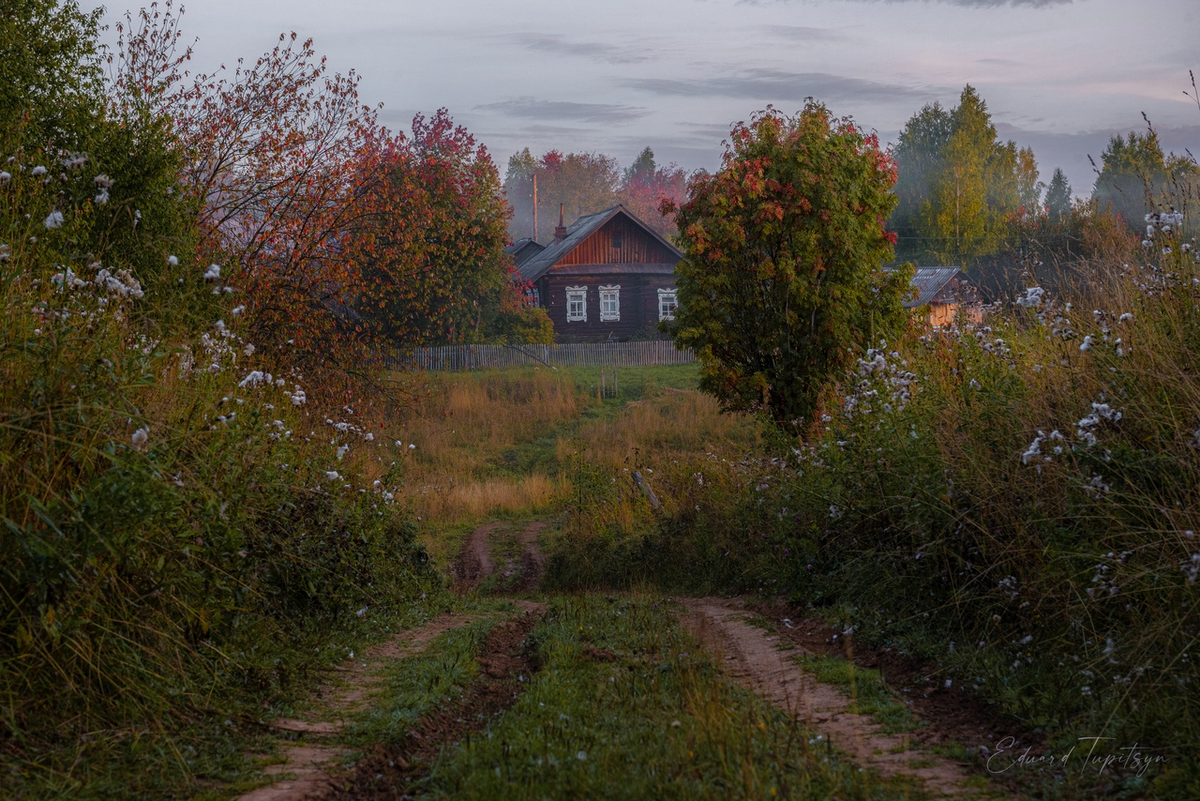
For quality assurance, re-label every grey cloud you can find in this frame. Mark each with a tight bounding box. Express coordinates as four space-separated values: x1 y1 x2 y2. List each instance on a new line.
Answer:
763 25 847 42
624 69 932 104
477 98 649 125
742 0 1071 7
512 33 653 65
676 121 738 140
606 135 725 172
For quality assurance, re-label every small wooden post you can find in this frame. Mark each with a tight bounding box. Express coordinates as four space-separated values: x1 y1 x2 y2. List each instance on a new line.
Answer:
632 471 662 510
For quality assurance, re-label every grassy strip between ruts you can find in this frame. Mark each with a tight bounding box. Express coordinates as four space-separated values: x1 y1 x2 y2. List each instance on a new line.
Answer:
341 611 505 748
477 525 527 595
409 594 929 800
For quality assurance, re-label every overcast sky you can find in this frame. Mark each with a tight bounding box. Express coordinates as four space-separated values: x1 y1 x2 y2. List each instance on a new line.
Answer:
85 0 1198 197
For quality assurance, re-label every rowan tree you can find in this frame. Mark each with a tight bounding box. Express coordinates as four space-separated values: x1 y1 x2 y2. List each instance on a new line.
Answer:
356 109 539 345
112 3 536 391
667 103 913 432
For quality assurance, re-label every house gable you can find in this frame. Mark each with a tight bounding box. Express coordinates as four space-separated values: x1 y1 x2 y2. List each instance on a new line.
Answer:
505 238 545 273
518 205 682 283
554 214 679 268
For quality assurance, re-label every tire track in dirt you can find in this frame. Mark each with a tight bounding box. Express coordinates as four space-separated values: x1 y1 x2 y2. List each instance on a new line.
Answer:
327 601 547 799
450 522 499 592
748 599 1043 763
246 521 549 799
514 521 547 593
453 520 546 594
238 612 482 801
680 597 1004 799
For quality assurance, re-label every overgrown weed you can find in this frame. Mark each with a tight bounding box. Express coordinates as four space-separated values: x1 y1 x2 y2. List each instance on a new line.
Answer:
545 171 1200 795
0 131 440 796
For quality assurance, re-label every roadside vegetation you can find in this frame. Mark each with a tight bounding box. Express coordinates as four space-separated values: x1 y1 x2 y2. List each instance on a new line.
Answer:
546 179 1200 798
1 2 493 794
8 2 1200 799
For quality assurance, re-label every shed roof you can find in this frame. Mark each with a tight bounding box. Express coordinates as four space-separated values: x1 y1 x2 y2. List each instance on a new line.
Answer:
506 237 545 271
518 204 682 283
904 266 965 308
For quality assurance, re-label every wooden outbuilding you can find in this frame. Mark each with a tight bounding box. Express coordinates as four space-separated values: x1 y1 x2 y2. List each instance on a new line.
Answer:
904 267 981 328
516 205 682 342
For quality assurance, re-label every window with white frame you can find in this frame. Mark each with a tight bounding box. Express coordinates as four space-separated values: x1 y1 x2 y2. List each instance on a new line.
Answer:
658 288 678 321
566 286 587 322
599 285 620 321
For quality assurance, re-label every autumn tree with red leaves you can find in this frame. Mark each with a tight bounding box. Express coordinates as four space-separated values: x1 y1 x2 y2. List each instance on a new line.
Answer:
666 103 912 431
111 3 534 385
352 109 547 345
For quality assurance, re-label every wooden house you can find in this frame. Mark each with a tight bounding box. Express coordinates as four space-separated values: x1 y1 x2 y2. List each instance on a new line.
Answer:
904 267 981 328
516 205 682 342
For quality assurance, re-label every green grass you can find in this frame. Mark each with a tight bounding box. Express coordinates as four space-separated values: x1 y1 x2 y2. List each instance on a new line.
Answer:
791 653 923 736
407 594 929 800
343 613 503 746
567 362 702 404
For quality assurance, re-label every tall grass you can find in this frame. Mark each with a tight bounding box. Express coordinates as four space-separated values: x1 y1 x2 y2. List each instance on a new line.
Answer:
0 141 437 794
547 186 1200 794
390 370 583 523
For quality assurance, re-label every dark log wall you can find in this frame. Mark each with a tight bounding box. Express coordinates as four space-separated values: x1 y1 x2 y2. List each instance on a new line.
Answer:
556 217 676 266
539 273 677 342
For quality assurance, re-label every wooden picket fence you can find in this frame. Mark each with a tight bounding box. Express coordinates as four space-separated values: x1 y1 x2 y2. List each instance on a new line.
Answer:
392 341 695 371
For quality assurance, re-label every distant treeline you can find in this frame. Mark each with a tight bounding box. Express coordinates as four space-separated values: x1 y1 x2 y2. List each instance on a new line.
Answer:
508 85 1199 301
503 146 692 243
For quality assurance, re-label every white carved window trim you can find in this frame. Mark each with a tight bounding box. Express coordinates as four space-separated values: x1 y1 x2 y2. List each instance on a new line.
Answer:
599 285 620 322
566 286 587 322
658 288 678 321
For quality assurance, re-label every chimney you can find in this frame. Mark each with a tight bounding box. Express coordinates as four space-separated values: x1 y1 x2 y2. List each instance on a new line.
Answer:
554 203 567 243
